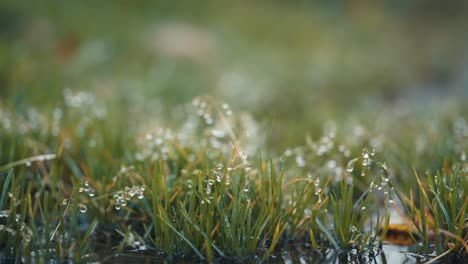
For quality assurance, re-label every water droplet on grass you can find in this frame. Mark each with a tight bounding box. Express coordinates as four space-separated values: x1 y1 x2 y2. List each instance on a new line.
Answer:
314 178 320 187
362 149 369 158
78 204 87 213
240 152 248 160
346 158 358 172
362 158 371 167
327 160 337 169
295 155 306 167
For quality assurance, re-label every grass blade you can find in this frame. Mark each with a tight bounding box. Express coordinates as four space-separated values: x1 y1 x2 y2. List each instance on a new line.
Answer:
0 169 13 210
159 215 205 260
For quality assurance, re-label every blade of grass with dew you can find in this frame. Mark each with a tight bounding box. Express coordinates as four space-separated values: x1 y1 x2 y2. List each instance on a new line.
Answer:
0 154 57 172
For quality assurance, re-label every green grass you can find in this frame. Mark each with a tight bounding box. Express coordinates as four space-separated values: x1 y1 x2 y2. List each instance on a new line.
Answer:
1 96 466 263
1 1 468 263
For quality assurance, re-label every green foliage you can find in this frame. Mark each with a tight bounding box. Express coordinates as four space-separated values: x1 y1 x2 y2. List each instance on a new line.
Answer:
1 1 467 263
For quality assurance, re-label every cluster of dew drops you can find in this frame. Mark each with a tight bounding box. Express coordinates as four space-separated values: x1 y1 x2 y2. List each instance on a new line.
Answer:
113 185 146 210
193 98 232 126
60 181 96 214
346 148 394 205
308 174 323 203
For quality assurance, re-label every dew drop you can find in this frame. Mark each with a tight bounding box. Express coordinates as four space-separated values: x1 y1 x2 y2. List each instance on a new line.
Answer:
78 204 87 213
217 163 223 170
361 206 366 210
362 158 372 167
314 178 320 187
361 148 370 159
25 161 32 167
295 155 306 167
240 152 248 160
346 158 358 173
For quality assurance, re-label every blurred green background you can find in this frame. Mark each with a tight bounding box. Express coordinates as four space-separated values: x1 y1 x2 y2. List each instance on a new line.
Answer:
1 0 467 149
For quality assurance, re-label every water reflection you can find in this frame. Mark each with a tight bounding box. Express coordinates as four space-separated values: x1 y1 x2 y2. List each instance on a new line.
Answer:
91 244 419 264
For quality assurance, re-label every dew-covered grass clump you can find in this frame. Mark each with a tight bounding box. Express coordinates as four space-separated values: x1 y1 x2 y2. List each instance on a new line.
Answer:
1 1 468 263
